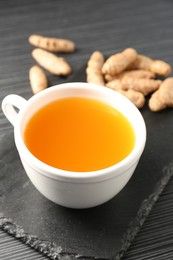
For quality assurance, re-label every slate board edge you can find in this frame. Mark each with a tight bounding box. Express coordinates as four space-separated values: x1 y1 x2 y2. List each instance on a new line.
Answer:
115 162 173 260
0 163 173 260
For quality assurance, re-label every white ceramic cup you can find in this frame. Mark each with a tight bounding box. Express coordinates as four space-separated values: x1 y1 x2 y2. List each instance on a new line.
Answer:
2 82 146 208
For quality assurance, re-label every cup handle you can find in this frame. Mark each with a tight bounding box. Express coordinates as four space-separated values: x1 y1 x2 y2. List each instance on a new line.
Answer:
2 94 27 126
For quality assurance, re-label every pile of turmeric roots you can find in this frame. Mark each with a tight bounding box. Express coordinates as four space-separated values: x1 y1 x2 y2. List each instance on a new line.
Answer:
28 34 173 112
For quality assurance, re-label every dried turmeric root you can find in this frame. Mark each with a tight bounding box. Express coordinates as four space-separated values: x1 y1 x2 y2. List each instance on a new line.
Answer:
86 51 105 85
149 77 173 111
118 89 145 109
128 54 152 70
106 77 162 96
104 69 155 82
32 48 72 76
106 84 145 109
29 34 76 53
150 60 172 76
129 54 171 76
29 65 48 94
102 48 137 76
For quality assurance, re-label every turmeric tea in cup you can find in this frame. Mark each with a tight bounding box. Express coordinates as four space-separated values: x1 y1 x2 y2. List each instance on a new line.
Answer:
2 82 146 208
24 96 135 172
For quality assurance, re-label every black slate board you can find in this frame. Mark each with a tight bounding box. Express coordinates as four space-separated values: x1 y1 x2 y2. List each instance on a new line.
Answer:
0 65 173 259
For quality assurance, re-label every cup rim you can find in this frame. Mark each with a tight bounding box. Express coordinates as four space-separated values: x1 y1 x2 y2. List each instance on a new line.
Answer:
14 82 146 182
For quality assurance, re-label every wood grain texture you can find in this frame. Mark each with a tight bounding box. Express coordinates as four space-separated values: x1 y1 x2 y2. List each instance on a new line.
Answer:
1 0 173 260
123 171 173 260
0 230 47 260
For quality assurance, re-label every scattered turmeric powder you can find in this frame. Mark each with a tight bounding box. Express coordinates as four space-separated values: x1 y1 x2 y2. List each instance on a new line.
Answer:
29 65 48 94
32 48 72 76
86 51 105 85
29 34 76 53
149 77 173 111
102 48 137 76
106 77 161 96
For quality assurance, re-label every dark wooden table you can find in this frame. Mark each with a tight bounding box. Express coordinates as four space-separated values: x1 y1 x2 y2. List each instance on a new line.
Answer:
1 1 173 260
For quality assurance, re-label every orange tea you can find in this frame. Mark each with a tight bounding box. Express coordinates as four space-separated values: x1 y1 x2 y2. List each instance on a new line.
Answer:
24 97 135 172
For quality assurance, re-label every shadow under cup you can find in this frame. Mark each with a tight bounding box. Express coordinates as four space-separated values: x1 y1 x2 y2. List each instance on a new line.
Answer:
2 82 147 208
